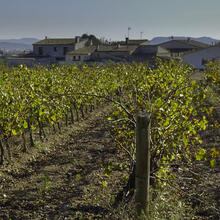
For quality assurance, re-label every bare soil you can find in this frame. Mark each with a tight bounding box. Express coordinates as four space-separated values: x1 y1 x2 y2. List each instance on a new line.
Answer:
0 104 128 219
0 103 219 220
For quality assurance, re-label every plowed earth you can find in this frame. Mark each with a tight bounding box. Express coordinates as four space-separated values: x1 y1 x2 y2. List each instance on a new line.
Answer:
0 103 219 219
0 105 128 219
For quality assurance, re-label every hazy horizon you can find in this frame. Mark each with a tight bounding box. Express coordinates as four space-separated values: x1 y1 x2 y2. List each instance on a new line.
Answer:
1 0 220 41
0 36 220 43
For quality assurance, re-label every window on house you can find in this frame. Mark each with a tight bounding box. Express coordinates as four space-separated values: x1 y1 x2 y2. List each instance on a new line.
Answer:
79 55 81 61
54 47 57 52
39 47 43 56
73 56 76 61
63 47 68 55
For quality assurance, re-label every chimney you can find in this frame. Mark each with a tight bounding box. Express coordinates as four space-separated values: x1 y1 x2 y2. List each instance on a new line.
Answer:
75 36 80 43
90 40 93 46
125 37 129 45
45 36 48 39
96 44 100 51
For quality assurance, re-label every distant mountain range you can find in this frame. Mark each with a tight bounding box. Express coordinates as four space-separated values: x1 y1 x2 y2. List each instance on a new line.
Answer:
0 38 39 45
0 42 33 50
150 36 220 45
0 38 39 52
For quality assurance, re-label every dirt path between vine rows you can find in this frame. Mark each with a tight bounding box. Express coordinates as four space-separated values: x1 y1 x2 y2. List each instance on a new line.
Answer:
0 103 219 220
0 104 127 219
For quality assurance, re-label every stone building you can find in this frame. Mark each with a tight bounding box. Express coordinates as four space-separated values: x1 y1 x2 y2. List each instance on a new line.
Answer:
90 44 138 63
131 45 171 63
33 36 89 61
65 41 96 63
157 39 209 58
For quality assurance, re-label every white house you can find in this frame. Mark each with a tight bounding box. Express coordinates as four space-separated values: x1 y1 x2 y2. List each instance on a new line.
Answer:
183 46 220 69
33 36 89 61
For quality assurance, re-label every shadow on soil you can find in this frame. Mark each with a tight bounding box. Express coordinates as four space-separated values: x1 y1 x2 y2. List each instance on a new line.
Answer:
0 119 117 219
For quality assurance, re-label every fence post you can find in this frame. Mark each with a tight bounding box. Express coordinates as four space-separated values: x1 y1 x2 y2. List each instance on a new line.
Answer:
135 112 150 218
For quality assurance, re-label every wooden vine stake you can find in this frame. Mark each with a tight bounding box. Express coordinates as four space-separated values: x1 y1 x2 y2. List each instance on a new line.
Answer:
135 112 150 219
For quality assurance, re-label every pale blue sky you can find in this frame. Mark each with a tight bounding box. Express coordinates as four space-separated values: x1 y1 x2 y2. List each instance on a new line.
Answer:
0 0 219 40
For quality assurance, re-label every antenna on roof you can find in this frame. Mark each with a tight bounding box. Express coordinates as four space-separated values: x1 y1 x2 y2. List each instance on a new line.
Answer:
128 27 131 39
140 32 143 39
